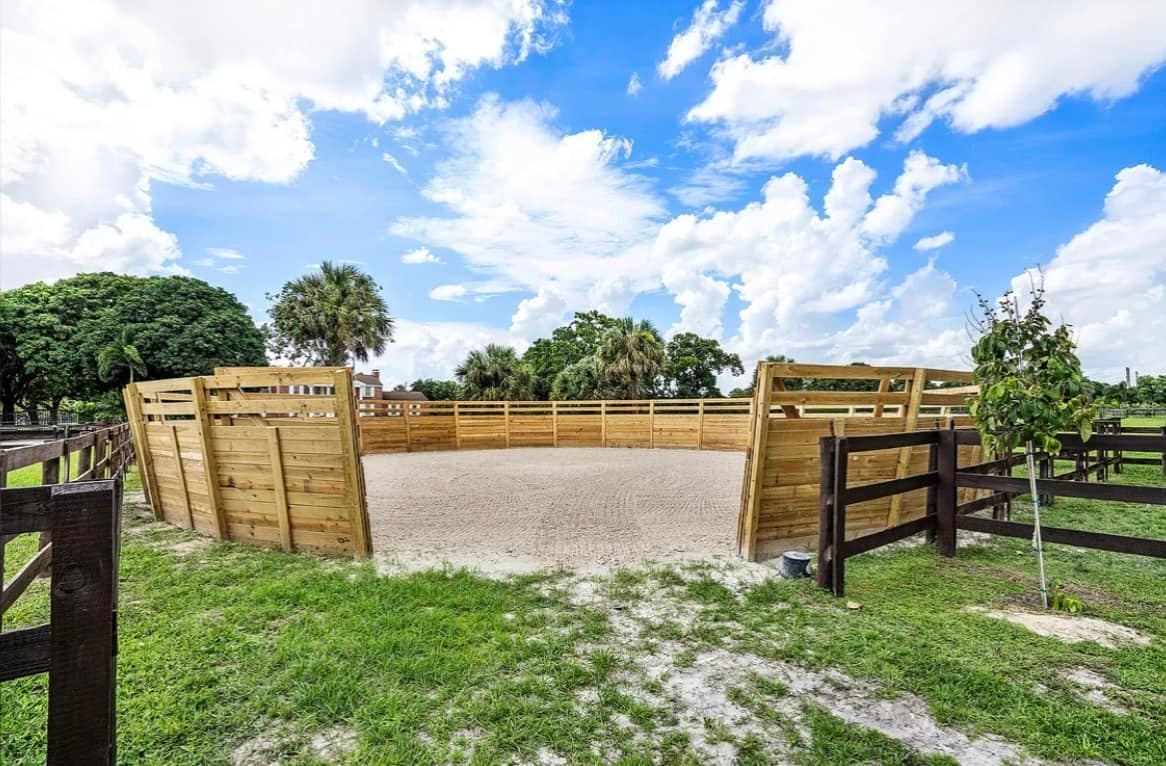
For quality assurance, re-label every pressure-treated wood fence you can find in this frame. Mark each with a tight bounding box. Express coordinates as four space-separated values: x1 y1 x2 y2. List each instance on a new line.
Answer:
358 398 756 454
124 368 372 558
736 363 979 560
817 427 1166 596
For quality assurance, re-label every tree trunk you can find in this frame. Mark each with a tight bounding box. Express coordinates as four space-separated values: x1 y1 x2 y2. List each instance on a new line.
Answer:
1 398 15 425
26 405 40 426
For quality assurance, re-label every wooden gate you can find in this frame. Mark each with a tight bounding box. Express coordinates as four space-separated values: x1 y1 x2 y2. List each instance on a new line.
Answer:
736 363 979 560
124 368 372 558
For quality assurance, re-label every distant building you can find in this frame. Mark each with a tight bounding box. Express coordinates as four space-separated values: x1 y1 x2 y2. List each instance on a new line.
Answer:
380 388 427 415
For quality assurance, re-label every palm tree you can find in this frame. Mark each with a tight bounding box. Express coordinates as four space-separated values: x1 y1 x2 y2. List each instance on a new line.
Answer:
267 261 394 366
596 317 665 399
97 330 147 384
455 344 536 400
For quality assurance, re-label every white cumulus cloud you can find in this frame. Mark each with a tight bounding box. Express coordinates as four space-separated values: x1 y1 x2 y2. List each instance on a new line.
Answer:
0 0 565 287
913 232 955 251
658 0 743 80
401 247 442 265
687 0 1166 162
1011 164 1166 381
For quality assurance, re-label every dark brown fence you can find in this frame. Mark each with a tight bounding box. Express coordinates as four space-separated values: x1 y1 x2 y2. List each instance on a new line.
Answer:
1 424 133 764
0 480 122 765
817 426 1166 596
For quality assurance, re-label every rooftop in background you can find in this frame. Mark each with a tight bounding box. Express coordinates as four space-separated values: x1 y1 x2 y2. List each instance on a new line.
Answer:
354 370 383 387
383 391 428 402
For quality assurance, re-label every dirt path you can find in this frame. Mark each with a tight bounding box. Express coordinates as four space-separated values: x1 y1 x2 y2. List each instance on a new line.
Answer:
363 448 746 573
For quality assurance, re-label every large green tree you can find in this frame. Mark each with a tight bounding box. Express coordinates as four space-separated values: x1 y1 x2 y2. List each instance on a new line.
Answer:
455 345 537 400
596 317 665 399
661 333 743 398
0 273 267 421
409 378 463 401
266 261 394 366
524 311 618 399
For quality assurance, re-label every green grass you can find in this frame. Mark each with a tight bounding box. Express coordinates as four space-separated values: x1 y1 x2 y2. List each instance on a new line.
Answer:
1121 416 1165 428
2 464 1164 764
3 454 142 491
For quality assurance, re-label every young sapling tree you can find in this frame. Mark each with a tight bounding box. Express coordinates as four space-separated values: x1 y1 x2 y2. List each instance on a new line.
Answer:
969 283 1095 607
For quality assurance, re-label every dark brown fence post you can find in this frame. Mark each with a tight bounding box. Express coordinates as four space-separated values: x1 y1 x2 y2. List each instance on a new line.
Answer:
925 438 939 539
831 437 849 596
1161 426 1166 476
936 428 957 557
816 436 837 591
46 480 120 766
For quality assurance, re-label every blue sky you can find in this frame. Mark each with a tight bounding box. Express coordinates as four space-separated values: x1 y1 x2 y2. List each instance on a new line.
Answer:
4 1 1165 386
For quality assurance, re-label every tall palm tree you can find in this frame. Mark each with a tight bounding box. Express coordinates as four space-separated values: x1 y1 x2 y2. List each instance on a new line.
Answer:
268 261 394 366
455 344 536 400
97 330 147 384
596 317 665 399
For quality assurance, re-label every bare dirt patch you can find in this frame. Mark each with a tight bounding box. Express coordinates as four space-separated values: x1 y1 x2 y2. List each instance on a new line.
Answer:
565 566 1041 765
967 607 1152 648
364 448 745 573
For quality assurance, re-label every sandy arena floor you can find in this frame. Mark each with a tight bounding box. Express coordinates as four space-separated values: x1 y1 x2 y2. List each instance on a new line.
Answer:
363 448 746 573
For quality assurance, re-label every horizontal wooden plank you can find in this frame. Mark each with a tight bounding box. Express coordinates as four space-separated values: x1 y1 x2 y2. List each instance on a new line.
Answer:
844 472 938 505
0 623 51 681
956 472 1166 505
842 515 937 558
204 397 338 415
957 515 1166 558
767 363 917 381
842 430 941 452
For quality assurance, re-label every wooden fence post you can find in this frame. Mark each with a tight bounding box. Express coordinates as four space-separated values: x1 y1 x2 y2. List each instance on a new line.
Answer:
190 378 227 539
649 400 655 449
267 429 293 552
926 438 940 539
737 363 775 560
504 401 511 449
552 401 559 447
168 425 194 530
697 400 705 450
816 436 837 592
454 402 462 450
1161 426 1166 476
830 436 849 596
46 480 119 766
601 402 607 448
936 428 957 557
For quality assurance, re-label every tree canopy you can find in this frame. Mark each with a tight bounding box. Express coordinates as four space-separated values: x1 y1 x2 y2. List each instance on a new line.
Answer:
266 261 394 366
0 273 267 421
455 344 536 401
409 378 463 401
969 286 1096 455
661 332 744 398
596 317 666 399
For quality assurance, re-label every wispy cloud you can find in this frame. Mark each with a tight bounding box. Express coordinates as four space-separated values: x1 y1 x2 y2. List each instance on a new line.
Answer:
401 247 442 264
913 232 955 251
382 152 408 175
626 72 643 95
207 247 245 260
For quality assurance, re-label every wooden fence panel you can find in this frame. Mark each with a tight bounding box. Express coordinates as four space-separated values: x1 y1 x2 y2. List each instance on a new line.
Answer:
356 398 754 455
125 369 371 558
737 363 977 560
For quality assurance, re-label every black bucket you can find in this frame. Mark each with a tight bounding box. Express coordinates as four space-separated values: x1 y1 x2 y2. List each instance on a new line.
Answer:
780 550 812 579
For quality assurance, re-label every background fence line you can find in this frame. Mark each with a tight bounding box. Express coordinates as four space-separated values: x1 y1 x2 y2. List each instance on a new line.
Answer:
817 426 1166 597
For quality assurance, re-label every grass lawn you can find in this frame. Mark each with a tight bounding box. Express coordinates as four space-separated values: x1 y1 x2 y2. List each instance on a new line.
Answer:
2 453 143 491
2 466 1163 765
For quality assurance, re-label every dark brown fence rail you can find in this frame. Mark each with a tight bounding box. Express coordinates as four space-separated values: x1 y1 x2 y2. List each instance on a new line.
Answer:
1 424 133 764
818 426 1166 596
0 480 122 765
